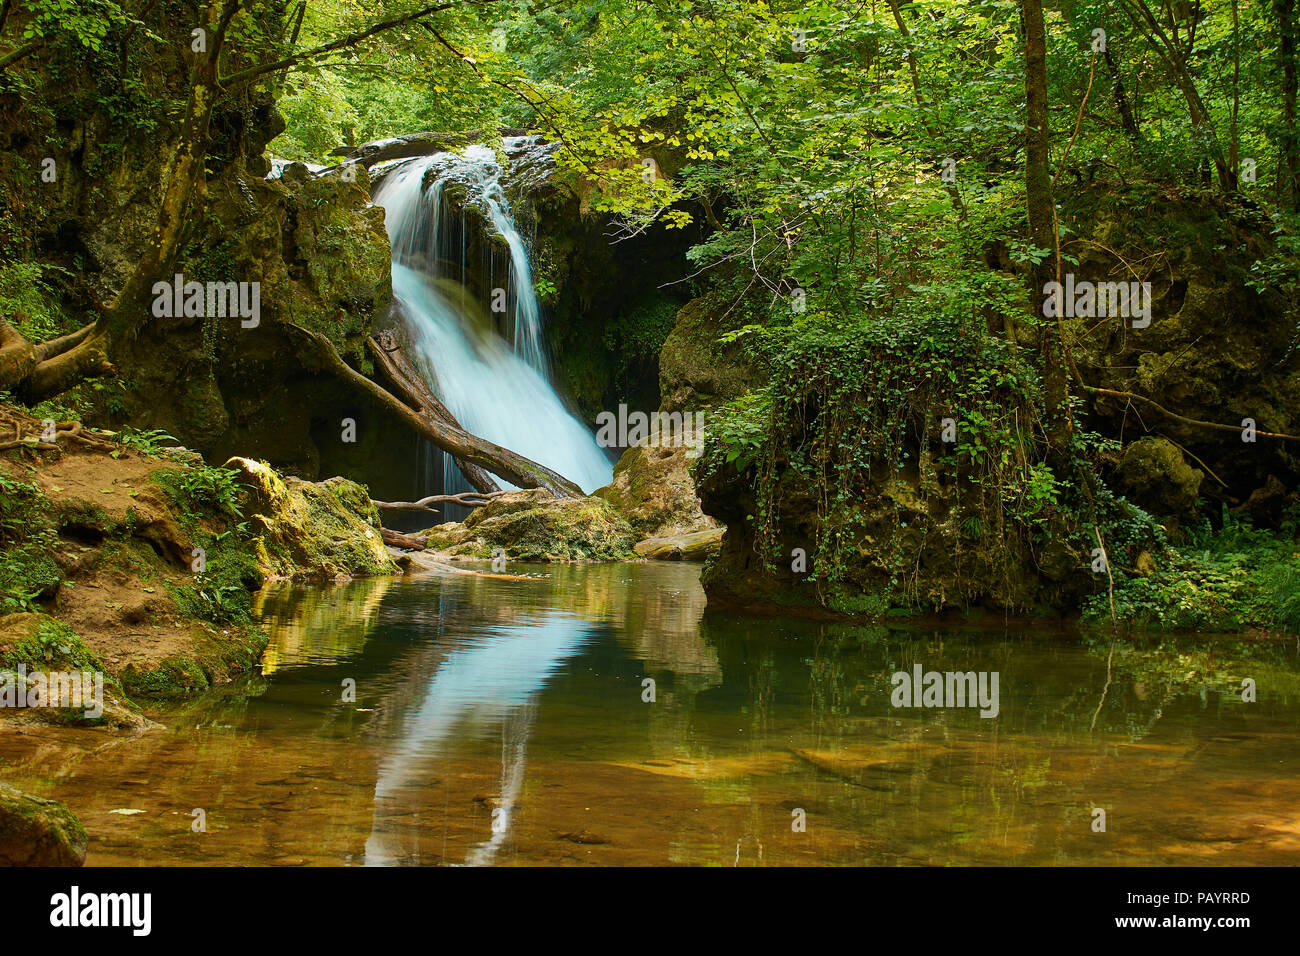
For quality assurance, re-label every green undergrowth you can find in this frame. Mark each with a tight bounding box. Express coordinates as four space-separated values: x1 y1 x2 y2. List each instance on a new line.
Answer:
0 260 74 343
0 470 61 614
151 464 261 626
1084 507 1300 634
604 294 681 399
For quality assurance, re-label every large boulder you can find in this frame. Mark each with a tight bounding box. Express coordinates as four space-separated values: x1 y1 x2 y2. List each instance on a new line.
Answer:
696 444 1067 615
1062 188 1300 517
225 458 396 579
593 421 718 540
1112 437 1204 516
659 295 763 413
126 164 394 478
422 489 636 561
0 782 87 866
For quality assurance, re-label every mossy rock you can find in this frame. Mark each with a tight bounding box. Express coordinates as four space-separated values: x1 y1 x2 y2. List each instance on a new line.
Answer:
659 294 763 412
697 444 1079 617
1113 437 1203 517
226 457 396 579
422 489 637 561
1060 187 1300 510
0 782 87 866
593 423 718 539
76 156 394 477
118 622 268 701
120 656 209 699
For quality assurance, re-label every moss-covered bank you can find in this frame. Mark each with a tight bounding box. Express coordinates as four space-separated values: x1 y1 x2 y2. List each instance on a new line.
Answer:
0 403 395 717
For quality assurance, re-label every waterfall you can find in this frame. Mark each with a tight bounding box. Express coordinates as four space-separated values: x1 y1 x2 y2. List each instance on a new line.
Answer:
373 140 613 501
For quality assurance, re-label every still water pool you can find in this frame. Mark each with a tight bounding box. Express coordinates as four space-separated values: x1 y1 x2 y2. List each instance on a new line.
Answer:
2 562 1297 865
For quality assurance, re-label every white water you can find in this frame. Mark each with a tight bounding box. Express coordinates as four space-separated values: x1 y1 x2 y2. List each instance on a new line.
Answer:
374 144 612 494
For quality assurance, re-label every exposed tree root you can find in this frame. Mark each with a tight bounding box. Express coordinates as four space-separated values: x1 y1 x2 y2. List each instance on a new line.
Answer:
0 409 116 453
0 319 114 404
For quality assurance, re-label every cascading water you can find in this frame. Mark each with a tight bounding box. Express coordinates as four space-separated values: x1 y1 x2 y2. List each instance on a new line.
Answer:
373 139 613 502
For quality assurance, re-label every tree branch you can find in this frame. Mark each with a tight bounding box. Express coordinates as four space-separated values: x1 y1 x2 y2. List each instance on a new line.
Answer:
0 38 44 72
220 1 470 88
1084 385 1300 442
373 489 515 512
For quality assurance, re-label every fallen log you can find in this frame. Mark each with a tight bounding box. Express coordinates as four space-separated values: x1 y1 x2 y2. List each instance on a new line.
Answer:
633 528 725 562
373 489 516 514
366 331 501 494
381 528 428 550
284 322 583 498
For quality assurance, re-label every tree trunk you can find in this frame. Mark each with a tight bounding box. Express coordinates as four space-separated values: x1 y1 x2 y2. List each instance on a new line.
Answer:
366 333 501 494
103 0 241 344
1023 0 1073 461
1121 0 1234 189
1102 46 1141 142
1280 0 1300 211
886 0 967 219
285 322 584 498
1229 0 1240 181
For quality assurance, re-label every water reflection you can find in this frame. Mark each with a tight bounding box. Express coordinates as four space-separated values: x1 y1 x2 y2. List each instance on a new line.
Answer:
253 574 395 674
0 562 1297 866
364 612 598 865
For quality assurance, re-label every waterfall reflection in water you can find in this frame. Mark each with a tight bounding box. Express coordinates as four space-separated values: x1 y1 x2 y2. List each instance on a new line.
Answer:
364 612 597 866
2 563 1299 866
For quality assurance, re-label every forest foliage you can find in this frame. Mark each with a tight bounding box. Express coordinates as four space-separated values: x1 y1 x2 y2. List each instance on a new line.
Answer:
2 0 1298 624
